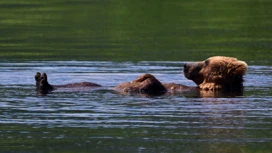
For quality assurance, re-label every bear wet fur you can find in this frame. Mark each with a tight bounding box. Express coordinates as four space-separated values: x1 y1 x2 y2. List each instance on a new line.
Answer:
35 72 101 94
35 56 247 95
115 56 247 94
114 73 167 95
36 72 189 96
113 73 190 95
183 56 247 91
35 72 54 94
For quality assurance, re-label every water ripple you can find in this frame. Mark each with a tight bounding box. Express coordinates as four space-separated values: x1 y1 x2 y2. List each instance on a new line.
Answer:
0 61 271 150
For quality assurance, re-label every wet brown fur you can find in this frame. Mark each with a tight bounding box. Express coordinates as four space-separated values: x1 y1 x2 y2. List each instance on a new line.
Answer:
184 56 247 91
35 56 247 95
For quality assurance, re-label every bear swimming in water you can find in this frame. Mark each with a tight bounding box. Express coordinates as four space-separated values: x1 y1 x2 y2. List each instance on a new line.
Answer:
35 56 247 96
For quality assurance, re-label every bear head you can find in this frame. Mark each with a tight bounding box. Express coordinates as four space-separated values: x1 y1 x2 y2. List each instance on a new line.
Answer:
183 56 247 91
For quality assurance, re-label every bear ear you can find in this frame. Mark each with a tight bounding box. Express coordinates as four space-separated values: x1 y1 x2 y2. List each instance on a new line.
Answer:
232 60 248 75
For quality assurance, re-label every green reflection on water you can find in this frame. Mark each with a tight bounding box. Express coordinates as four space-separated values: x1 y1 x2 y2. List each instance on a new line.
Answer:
0 0 271 64
1 124 271 153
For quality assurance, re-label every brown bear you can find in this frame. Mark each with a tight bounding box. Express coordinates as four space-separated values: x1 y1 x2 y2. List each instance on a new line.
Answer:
35 56 247 96
183 56 247 91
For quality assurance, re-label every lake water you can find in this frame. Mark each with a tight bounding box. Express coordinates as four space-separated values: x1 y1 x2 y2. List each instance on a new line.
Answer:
0 61 271 153
0 0 272 152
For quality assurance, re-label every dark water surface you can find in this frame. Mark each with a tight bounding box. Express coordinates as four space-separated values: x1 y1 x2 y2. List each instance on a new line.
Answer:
0 0 272 63
0 61 271 153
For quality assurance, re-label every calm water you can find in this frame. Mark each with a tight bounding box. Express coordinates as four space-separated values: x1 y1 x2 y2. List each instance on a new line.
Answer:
0 61 271 153
0 0 272 152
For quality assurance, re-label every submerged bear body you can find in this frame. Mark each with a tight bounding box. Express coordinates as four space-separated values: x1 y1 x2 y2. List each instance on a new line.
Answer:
114 73 192 95
35 72 101 94
35 56 247 96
